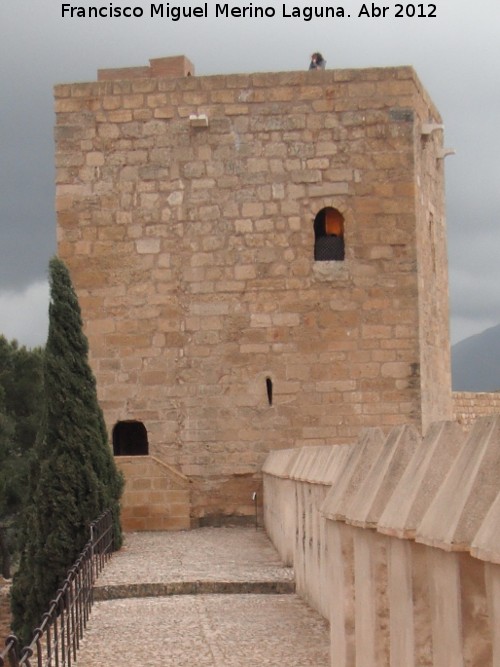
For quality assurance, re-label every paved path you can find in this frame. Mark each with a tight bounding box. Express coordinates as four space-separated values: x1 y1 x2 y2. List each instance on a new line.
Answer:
74 527 330 666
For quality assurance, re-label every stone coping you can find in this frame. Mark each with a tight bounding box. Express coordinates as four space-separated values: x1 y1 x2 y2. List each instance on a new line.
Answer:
344 424 420 528
378 420 465 538
320 428 386 522
261 448 301 478
416 415 500 552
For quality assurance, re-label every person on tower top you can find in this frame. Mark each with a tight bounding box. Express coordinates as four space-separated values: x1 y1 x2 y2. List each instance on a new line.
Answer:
309 52 326 70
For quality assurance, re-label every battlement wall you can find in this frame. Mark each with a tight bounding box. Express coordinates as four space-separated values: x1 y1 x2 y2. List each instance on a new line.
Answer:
263 415 500 666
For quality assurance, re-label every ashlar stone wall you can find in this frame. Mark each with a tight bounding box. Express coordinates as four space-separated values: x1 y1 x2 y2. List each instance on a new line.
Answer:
115 455 191 531
55 56 452 523
453 391 500 430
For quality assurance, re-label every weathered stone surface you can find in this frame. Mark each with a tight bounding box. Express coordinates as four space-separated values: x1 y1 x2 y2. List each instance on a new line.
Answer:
116 455 191 531
416 415 500 552
344 424 420 528
321 428 386 522
56 55 452 522
472 490 500 565
453 392 500 431
378 420 465 538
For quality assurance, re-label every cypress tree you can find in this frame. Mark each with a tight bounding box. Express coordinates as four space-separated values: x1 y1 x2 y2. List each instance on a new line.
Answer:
0 337 44 578
11 257 123 641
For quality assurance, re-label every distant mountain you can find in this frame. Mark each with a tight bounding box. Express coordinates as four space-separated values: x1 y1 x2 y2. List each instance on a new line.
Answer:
452 323 500 392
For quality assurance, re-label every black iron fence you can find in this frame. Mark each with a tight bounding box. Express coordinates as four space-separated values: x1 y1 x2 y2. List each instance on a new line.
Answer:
0 510 114 667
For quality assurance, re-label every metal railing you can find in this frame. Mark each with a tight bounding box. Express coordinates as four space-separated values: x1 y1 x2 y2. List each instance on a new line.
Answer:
0 510 114 667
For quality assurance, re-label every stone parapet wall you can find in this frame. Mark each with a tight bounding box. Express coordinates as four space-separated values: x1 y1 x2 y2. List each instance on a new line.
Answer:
116 455 191 531
262 448 301 565
453 391 500 430
263 414 500 666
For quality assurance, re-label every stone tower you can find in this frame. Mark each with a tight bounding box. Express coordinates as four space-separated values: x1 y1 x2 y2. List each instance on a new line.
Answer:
55 55 452 524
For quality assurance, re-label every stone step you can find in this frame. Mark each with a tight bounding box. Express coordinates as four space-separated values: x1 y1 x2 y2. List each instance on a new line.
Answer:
93 578 295 601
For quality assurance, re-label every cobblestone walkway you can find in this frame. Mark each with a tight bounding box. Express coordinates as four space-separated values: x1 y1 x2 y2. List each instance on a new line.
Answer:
74 527 330 666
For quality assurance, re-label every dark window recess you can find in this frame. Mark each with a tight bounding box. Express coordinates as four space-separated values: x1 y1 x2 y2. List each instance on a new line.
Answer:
113 420 149 456
314 207 345 261
266 377 273 406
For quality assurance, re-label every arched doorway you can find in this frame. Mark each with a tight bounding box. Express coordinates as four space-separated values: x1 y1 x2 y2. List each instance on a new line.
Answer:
112 420 149 456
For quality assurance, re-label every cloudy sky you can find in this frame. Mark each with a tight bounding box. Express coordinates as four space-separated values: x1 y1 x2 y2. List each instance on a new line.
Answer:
0 0 499 348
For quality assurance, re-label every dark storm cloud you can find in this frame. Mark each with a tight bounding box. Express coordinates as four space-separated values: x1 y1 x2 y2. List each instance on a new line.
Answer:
0 0 499 345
